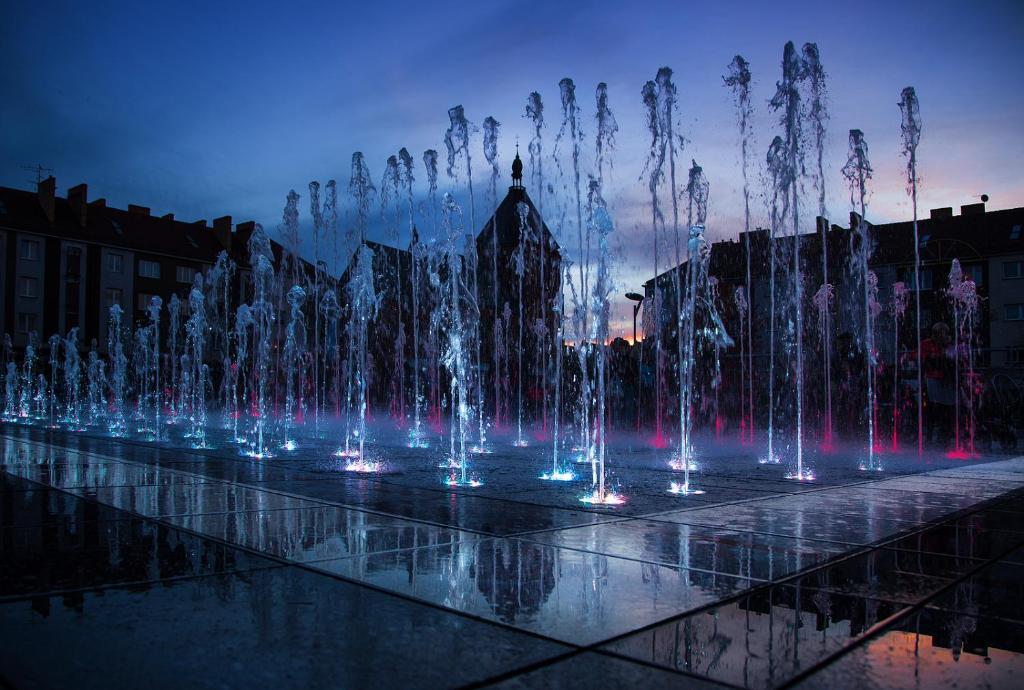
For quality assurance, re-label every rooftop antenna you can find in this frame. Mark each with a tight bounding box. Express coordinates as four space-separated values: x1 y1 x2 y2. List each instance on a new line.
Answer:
22 164 53 186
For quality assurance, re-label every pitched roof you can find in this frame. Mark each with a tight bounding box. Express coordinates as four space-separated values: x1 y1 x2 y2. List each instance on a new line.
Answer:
476 186 561 255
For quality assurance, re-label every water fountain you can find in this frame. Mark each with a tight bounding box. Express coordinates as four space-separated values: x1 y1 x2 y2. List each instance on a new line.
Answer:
890 281 910 450
0 42 975 522
842 128 880 471
898 87 924 456
184 280 207 448
947 259 980 457
340 152 380 470
107 306 127 436
438 193 479 487
724 54 756 445
246 224 276 459
62 328 82 430
803 44 833 449
282 284 307 451
444 106 486 454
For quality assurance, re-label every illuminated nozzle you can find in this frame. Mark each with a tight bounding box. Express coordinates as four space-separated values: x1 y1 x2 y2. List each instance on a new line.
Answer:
445 475 482 488
784 469 816 481
345 458 383 473
540 469 575 482
580 489 625 506
668 481 705 496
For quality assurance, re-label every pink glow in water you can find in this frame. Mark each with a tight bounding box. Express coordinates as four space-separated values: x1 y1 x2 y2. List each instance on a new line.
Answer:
579 489 625 506
650 433 668 449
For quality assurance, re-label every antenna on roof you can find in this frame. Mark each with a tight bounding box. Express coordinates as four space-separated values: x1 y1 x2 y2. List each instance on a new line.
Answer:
21 164 54 186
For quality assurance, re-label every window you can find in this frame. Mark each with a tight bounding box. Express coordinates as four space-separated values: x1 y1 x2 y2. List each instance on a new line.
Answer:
17 312 36 334
1011 225 1021 241
137 293 157 311
106 253 124 274
138 259 160 279
18 276 37 298
965 263 983 286
1009 347 1024 366
19 239 40 261
176 265 197 284
65 246 82 280
105 288 123 309
1006 304 1024 321
903 268 932 291
1004 261 1023 279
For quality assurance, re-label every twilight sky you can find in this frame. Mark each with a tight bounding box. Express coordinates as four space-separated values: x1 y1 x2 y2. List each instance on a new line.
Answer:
3 0 1022 338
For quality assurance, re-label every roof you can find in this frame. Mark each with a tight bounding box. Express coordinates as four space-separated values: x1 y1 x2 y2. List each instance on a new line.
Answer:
0 184 227 263
476 186 561 255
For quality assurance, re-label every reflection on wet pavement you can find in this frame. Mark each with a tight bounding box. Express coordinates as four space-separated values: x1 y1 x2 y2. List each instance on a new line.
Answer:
2 425 1024 688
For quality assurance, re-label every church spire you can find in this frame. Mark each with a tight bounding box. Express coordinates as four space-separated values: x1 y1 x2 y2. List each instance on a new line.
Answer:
511 140 523 189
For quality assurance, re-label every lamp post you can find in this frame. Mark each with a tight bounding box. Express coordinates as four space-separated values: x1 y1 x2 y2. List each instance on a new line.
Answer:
626 292 645 343
626 291 646 432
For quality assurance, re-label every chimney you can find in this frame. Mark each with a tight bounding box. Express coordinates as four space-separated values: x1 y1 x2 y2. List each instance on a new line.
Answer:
930 207 953 220
161 212 175 221
128 204 150 216
68 183 87 227
235 221 256 257
90 198 106 208
37 176 56 225
213 215 232 251
960 202 985 216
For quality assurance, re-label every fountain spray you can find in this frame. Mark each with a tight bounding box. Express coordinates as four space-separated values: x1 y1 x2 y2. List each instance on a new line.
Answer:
641 78 666 446
556 78 591 460
444 106 486 451
899 87 924 456
282 284 307 450
580 179 622 505
724 55 756 444
771 42 811 480
146 296 162 440
184 280 208 448
423 149 442 428
842 129 879 471
482 117 502 433
514 201 530 447
247 224 276 458
439 193 478 486
108 306 127 436
525 92 550 433
398 148 425 447
343 152 381 469
803 44 834 448
309 181 324 435
890 282 909 450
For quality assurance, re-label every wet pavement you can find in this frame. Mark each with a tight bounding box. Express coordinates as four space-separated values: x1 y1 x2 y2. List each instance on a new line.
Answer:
1 424 1023 689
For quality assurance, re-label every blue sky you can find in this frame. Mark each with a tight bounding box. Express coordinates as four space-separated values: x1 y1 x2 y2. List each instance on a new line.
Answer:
3 0 1022 336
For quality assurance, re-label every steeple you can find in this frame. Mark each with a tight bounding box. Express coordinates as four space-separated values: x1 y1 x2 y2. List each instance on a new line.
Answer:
511 141 523 189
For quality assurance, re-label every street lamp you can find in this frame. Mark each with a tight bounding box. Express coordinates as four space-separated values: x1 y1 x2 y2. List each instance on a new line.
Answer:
625 292 645 343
